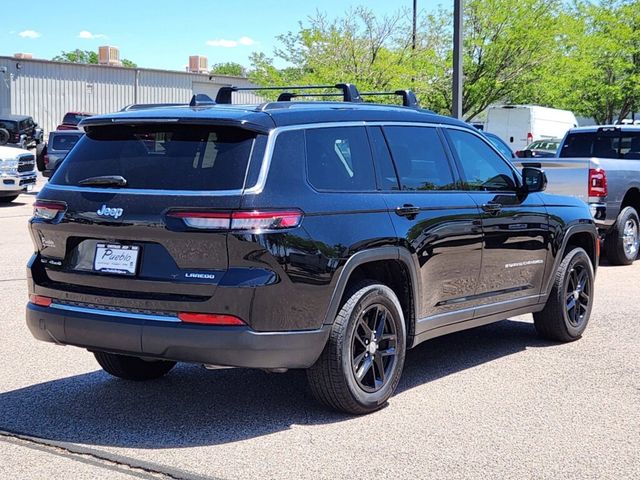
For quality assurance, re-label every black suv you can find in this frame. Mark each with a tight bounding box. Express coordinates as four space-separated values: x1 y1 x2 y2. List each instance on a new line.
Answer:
0 114 43 149
26 85 598 414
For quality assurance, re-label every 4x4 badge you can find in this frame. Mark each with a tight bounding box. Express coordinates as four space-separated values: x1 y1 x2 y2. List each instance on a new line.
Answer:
96 205 123 219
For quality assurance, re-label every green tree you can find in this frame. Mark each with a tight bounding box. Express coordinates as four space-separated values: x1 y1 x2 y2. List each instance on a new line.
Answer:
540 0 640 124
210 62 247 77
52 49 137 68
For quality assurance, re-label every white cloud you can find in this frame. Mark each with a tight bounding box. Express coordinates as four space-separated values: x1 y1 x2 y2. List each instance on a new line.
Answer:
78 30 107 39
18 30 41 39
205 36 256 48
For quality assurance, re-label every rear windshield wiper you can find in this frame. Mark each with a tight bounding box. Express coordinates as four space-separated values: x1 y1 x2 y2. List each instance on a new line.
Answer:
78 175 128 187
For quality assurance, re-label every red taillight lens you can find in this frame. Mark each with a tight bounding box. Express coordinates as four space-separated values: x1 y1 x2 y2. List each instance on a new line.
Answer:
43 154 49 167
178 312 245 326
33 200 66 220
527 132 533 144
30 295 52 307
588 168 608 197
168 210 303 231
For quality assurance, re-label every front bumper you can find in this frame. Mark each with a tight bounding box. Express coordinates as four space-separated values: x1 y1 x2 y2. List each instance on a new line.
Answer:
26 303 330 369
0 171 36 192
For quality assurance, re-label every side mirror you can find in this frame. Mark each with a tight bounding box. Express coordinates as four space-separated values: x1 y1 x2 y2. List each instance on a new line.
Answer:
522 167 547 193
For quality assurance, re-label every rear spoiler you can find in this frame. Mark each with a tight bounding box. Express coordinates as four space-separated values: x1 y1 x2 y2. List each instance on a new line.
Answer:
79 116 271 135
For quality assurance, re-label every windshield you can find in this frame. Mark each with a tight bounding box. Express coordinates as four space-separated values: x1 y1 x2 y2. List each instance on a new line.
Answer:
50 124 257 191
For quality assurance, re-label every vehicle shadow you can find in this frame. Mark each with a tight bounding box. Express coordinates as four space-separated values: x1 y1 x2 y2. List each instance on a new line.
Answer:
0 201 27 208
0 319 553 449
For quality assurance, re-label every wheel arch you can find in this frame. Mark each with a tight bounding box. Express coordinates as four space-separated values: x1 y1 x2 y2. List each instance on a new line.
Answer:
620 187 640 214
323 247 420 343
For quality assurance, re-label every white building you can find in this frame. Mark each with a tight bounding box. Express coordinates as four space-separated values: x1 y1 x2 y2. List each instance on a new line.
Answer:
0 55 259 135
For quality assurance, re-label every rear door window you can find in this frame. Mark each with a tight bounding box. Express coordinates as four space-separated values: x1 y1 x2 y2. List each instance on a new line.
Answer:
50 125 257 191
305 127 376 191
382 126 456 191
558 131 640 159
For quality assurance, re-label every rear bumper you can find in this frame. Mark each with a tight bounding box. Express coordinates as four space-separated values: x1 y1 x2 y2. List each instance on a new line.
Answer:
26 303 330 369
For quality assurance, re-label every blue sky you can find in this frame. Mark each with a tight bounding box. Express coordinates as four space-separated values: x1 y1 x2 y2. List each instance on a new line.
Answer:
1 0 444 71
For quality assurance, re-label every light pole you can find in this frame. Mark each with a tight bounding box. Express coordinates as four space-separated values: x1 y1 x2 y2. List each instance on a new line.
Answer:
452 0 463 119
412 0 417 51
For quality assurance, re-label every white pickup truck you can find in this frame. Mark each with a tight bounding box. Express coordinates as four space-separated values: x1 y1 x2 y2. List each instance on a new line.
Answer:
514 125 640 265
0 145 37 203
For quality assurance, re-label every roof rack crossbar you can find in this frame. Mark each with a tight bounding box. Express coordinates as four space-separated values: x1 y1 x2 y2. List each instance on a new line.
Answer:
359 90 420 108
216 83 362 104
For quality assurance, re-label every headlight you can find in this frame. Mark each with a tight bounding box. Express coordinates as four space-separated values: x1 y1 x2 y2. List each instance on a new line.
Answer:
0 160 19 174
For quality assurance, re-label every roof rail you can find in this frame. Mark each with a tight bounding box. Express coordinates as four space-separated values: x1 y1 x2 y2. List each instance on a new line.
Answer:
215 83 363 104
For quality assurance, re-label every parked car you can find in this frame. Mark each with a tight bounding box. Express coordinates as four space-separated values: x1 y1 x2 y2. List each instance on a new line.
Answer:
485 105 578 152
38 131 84 177
56 112 93 131
483 131 516 158
514 125 640 265
516 138 562 158
0 145 37 203
0 115 44 149
26 85 598 414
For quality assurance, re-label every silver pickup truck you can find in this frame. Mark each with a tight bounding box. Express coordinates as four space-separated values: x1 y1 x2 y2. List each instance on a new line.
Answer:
514 125 640 265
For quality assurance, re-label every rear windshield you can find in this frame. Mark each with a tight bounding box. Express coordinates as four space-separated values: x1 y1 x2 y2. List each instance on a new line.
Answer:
63 113 87 125
50 125 257 191
560 131 640 159
51 134 83 151
0 120 17 131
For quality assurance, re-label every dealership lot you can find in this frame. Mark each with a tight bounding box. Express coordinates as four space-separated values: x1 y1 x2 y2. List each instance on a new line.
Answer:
1 182 639 480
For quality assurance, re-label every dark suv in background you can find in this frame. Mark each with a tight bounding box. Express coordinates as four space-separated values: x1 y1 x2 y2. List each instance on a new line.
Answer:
26 85 598 414
0 114 43 149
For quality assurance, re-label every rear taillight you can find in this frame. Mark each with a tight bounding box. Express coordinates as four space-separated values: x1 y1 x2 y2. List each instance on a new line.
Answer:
178 312 245 326
588 168 608 197
33 200 66 220
43 154 49 167
168 210 303 231
30 295 52 307
527 132 533 144
13 133 19 142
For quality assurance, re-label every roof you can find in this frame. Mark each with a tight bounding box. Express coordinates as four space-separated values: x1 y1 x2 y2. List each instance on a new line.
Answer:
79 102 467 133
0 114 32 121
569 125 640 133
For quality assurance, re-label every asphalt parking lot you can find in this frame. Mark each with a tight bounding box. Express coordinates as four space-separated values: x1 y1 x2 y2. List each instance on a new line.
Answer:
1 180 638 480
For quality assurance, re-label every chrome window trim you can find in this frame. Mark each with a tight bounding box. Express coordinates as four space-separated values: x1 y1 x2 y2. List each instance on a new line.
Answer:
45 120 469 197
50 302 180 323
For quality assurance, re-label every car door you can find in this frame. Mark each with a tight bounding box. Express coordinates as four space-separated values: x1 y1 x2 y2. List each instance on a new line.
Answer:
369 125 483 330
443 127 550 315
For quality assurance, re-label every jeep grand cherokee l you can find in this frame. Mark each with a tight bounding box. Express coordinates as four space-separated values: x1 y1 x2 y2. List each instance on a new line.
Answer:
26 84 598 414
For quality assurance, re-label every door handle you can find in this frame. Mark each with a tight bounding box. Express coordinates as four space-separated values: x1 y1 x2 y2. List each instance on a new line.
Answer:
481 202 502 214
395 204 420 218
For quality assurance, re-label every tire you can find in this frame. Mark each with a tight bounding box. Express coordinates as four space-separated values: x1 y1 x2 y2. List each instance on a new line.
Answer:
307 281 406 414
94 351 176 381
605 206 639 265
36 145 46 172
0 128 9 145
0 195 19 203
534 247 594 342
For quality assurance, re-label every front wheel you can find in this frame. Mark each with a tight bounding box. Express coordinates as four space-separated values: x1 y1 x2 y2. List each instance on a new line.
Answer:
534 247 594 342
94 351 176 381
605 206 639 265
307 281 406 414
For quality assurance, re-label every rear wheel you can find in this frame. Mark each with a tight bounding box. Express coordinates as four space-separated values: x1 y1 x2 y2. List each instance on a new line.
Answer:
534 247 594 342
605 206 639 265
307 281 406 414
0 128 8 145
0 195 19 204
94 351 176 381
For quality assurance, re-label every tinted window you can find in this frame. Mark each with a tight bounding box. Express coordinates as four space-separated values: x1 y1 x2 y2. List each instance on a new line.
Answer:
447 129 517 191
559 131 640 159
63 113 86 125
383 126 456 191
306 127 375 191
368 127 399 190
51 134 83 151
0 121 17 131
51 125 256 191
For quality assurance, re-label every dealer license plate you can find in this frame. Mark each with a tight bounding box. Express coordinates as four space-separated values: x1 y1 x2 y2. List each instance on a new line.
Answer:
93 243 140 276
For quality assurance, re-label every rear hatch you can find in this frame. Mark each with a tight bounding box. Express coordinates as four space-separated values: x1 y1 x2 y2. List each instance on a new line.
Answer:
30 121 267 313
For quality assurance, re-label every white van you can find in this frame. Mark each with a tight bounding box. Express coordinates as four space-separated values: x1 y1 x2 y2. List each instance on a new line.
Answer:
485 105 578 152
